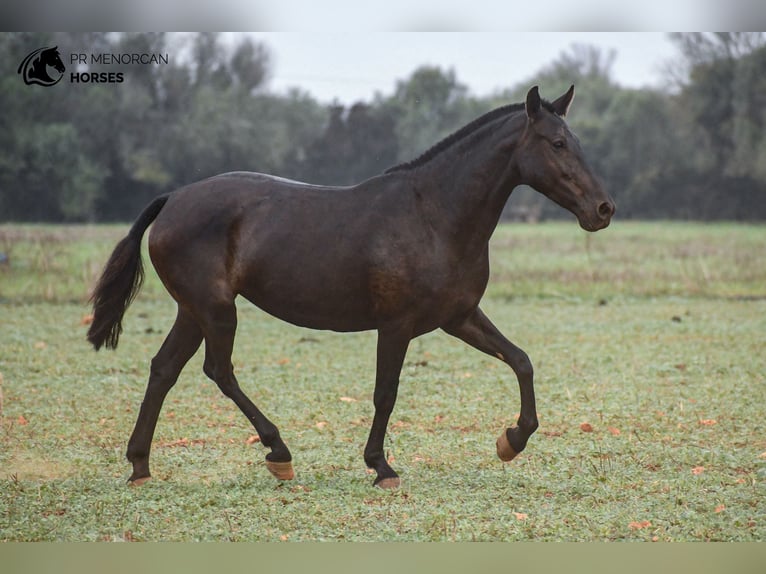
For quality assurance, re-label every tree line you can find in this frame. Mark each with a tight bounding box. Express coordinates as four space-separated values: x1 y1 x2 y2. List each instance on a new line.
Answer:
1 32 765 222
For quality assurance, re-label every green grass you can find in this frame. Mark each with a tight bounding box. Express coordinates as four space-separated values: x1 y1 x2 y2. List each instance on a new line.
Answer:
1 221 765 541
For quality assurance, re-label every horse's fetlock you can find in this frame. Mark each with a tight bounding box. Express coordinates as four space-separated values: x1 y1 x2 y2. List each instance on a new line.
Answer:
364 450 383 468
518 415 539 434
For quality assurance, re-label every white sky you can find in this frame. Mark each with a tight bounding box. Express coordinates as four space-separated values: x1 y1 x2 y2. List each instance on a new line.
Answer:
247 33 678 105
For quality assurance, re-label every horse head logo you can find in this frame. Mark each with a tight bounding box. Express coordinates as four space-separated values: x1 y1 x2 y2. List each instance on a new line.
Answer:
18 46 66 86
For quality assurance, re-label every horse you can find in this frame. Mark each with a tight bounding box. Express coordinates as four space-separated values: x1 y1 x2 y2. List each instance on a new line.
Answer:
88 85 615 489
17 46 66 86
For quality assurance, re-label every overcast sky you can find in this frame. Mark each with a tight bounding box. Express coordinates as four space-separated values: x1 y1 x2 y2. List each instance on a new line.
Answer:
246 33 678 105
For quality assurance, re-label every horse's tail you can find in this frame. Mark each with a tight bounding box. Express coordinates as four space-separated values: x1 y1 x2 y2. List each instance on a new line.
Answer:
87 194 170 350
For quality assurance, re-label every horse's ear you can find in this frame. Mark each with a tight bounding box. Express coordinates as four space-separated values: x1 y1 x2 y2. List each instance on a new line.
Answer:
551 84 575 117
525 86 541 120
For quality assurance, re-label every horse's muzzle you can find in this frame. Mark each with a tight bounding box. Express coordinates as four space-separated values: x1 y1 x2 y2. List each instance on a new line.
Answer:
579 200 615 231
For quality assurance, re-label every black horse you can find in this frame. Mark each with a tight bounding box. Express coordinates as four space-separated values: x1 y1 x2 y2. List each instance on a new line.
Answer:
88 85 615 488
18 46 66 86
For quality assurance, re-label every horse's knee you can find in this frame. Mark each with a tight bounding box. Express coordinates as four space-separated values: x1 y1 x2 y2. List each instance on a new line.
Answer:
508 349 533 381
519 414 539 434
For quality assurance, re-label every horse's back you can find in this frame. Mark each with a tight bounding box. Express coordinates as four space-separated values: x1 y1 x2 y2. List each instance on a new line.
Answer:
149 171 354 247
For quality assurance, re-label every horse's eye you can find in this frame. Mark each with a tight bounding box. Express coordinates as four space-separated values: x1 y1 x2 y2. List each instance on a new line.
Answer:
552 139 566 149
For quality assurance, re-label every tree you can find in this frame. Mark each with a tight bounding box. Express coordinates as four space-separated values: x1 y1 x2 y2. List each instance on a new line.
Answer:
3 33 766 223
294 102 398 185
0 33 110 221
589 89 694 219
668 33 766 219
384 66 484 163
230 38 271 93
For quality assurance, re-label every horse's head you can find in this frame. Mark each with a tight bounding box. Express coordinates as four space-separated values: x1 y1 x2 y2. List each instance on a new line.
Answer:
515 85 615 231
41 47 66 73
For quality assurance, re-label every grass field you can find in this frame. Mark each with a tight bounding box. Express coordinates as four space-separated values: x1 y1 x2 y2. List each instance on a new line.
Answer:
1 220 765 541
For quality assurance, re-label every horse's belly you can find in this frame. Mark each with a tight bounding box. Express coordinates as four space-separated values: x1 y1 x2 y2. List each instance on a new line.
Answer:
239 284 378 333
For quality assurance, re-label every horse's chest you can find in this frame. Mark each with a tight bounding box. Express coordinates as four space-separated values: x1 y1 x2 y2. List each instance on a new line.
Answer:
369 256 488 326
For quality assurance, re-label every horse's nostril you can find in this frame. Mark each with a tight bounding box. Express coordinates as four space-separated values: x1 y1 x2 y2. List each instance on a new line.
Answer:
598 201 614 219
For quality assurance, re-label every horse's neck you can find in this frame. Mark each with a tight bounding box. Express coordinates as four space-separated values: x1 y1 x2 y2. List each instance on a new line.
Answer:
410 113 525 249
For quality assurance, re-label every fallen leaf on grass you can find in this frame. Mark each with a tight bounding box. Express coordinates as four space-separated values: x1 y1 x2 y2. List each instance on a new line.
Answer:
246 435 260 445
759 452 766 459
17 415 28 426
315 421 327 430
607 426 621 436
715 504 726 513
580 422 593 433
34 341 47 350
277 357 290 365
513 512 528 521
629 520 652 530
165 438 189 447
80 314 94 325
698 419 717 426
43 508 66 517
339 396 357 403
691 466 705 475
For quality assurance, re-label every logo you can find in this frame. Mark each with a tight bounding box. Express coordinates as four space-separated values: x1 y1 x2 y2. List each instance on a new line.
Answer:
18 46 66 87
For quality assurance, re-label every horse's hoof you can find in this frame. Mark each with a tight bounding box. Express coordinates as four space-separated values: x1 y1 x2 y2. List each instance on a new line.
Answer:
375 477 401 490
128 475 152 487
266 460 295 480
496 430 519 462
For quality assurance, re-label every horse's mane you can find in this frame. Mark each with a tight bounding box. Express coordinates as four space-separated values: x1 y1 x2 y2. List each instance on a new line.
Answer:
384 99 555 174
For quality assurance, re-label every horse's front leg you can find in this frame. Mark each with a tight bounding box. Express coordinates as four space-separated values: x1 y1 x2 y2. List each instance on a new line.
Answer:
363 325 411 489
443 307 538 461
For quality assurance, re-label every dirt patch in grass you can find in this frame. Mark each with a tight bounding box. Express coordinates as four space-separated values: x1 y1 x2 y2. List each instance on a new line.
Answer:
4 449 74 481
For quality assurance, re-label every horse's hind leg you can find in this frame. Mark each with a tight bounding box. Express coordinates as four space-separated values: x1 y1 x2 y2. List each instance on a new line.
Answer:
198 301 294 480
126 307 203 485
